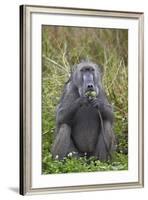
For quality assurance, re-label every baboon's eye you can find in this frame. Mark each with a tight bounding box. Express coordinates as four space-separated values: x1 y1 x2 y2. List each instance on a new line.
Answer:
80 67 94 72
87 67 95 72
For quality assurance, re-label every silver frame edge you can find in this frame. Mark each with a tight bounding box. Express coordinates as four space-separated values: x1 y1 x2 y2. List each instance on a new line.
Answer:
20 4 144 195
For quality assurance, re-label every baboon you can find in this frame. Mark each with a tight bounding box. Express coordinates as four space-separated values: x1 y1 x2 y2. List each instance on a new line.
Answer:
51 60 115 161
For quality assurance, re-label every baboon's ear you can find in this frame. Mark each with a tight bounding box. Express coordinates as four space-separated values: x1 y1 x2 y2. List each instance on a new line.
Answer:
71 64 77 73
69 64 77 81
99 64 104 77
95 63 103 79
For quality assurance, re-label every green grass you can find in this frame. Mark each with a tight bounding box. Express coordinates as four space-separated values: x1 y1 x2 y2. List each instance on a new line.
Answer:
42 152 128 174
42 26 128 174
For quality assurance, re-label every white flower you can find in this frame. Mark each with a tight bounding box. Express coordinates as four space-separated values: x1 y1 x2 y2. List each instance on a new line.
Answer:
68 152 73 157
55 155 59 159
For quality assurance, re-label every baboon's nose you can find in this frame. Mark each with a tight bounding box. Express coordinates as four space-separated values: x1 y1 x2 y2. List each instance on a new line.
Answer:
87 83 94 90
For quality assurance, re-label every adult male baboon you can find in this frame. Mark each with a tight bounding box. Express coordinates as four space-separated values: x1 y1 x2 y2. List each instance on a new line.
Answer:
51 60 115 161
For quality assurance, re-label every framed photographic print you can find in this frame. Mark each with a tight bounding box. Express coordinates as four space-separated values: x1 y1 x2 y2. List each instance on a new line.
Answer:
20 5 144 195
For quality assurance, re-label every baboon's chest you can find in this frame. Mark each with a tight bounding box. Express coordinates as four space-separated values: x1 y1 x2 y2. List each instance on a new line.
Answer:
72 104 100 152
74 104 99 123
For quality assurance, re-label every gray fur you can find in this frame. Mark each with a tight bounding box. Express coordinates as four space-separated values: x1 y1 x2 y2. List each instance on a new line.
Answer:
51 61 115 161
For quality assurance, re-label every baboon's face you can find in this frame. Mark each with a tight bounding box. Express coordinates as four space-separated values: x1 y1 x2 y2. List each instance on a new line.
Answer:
73 62 100 97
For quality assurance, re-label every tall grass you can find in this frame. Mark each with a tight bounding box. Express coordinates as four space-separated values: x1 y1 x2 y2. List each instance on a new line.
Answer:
42 26 128 174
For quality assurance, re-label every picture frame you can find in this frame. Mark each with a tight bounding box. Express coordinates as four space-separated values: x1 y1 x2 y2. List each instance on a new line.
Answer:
20 5 144 195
